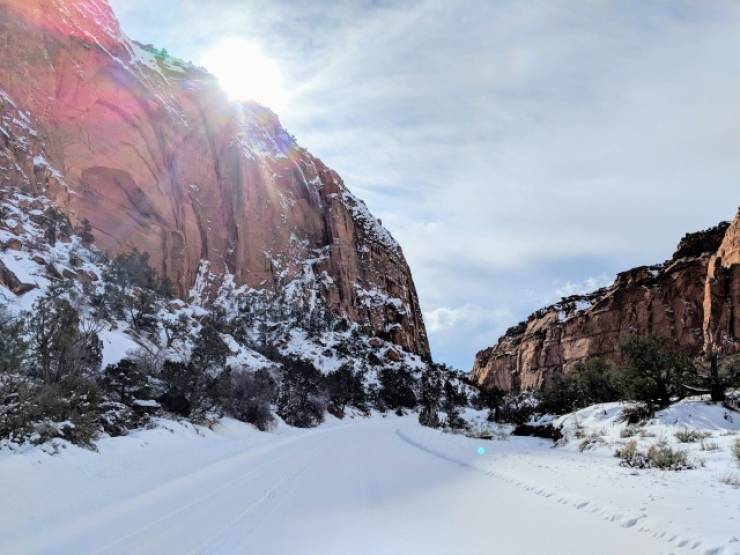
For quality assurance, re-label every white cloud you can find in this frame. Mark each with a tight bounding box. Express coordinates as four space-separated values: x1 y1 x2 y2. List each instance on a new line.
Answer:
425 305 512 333
554 275 614 299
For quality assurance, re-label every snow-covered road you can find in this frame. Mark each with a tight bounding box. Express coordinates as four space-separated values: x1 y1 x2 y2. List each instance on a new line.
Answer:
1 415 736 554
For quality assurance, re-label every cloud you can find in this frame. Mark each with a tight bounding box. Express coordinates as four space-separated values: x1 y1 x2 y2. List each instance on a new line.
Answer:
554 274 614 299
425 305 512 333
110 0 740 370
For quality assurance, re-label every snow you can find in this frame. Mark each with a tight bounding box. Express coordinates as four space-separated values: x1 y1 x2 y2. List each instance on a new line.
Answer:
221 333 274 371
341 189 401 253
2 414 736 554
99 328 141 368
549 399 740 553
131 399 159 408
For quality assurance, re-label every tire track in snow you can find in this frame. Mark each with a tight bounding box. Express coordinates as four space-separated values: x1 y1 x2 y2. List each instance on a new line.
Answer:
91 446 305 554
9 422 364 555
186 440 327 555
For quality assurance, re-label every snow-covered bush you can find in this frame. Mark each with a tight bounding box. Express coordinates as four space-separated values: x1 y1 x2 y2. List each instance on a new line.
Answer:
616 440 695 471
0 374 39 443
579 434 606 452
700 439 720 452
646 442 695 470
615 440 647 468
733 438 740 464
674 428 711 443
33 375 102 447
100 360 151 405
620 425 641 438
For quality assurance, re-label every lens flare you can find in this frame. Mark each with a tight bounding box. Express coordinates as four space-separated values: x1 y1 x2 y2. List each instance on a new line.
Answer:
200 38 286 110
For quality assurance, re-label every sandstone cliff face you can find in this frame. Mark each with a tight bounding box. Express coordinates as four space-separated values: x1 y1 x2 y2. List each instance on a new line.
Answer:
0 0 429 357
473 216 740 391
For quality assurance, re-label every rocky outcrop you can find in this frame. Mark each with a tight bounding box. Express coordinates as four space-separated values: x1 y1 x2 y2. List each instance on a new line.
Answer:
0 0 429 357
473 215 740 391
0 259 34 295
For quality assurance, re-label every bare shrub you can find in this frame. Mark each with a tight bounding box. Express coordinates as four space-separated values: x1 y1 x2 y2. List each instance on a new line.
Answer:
615 440 647 468
646 442 694 470
617 404 653 425
674 428 711 443
615 440 696 470
579 434 606 452
620 426 641 438
700 439 720 452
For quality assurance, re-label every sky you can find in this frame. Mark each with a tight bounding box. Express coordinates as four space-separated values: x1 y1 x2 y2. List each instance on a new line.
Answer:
110 0 740 370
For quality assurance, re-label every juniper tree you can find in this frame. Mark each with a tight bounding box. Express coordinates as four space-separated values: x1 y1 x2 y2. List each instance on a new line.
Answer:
277 358 326 428
0 305 27 375
619 334 695 409
28 290 102 384
77 218 95 246
378 366 417 411
100 359 150 404
443 379 465 429
191 318 231 373
418 365 442 428
325 365 367 418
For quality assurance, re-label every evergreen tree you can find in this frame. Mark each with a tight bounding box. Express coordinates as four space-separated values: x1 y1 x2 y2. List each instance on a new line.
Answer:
42 206 72 246
77 218 95 246
191 318 231 373
443 379 465 429
0 306 27 374
325 365 367 418
418 365 442 428
695 352 740 402
378 366 417 411
276 358 326 428
100 359 150 404
28 289 101 383
619 334 695 409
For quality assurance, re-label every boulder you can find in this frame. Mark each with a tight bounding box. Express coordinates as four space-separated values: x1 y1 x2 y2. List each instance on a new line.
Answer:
0 260 36 295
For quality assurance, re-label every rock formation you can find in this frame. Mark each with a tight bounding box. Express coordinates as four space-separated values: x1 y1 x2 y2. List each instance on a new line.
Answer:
473 214 740 390
0 0 429 357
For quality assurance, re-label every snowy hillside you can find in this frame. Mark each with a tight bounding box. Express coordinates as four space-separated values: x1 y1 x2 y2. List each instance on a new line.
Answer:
1 187 471 449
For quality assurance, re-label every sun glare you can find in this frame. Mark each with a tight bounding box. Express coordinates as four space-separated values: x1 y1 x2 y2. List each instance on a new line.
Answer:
200 38 286 110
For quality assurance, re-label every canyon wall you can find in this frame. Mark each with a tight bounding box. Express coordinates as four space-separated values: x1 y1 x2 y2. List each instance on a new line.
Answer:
0 0 429 357
473 215 739 390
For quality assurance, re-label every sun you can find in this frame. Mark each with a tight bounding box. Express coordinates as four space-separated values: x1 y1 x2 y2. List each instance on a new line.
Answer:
200 38 286 109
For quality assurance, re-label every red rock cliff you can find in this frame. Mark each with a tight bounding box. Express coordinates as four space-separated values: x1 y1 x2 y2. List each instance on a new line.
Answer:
473 215 740 390
0 0 429 357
